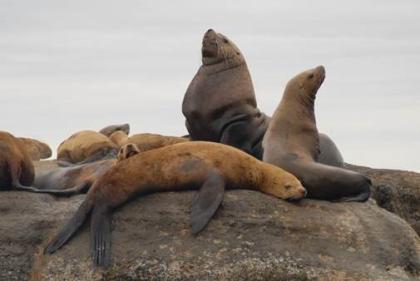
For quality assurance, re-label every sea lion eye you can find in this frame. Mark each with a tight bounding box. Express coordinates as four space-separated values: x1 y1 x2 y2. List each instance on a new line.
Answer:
223 38 228 43
308 74 314 79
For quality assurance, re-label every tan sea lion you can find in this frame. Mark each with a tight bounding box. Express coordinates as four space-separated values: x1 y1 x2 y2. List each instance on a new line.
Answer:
0 131 35 190
99 123 130 137
109 131 188 152
44 141 306 267
18 137 52 161
182 29 270 159
57 130 118 166
182 29 344 166
22 143 140 196
262 66 371 202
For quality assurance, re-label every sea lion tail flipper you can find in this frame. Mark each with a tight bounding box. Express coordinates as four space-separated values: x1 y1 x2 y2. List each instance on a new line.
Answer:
91 206 112 267
190 170 225 235
18 182 90 196
44 198 94 254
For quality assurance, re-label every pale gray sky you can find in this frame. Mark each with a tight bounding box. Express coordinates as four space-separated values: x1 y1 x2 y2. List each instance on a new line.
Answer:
1 0 419 171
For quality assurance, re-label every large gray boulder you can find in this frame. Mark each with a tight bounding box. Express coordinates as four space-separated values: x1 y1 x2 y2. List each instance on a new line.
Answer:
347 164 420 234
29 191 419 281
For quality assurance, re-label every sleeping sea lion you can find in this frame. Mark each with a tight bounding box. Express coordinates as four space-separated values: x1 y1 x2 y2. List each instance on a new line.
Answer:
21 143 140 196
99 123 130 137
18 137 52 161
0 131 35 190
44 141 306 267
182 29 270 159
182 29 344 166
262 66 371 201
109 131 188 152
57 130 118 166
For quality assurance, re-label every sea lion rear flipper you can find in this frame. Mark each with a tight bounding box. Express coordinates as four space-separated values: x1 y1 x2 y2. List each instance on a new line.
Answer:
44 199 94 254
91 206 112 267
17 182 90 196
190 170 225 235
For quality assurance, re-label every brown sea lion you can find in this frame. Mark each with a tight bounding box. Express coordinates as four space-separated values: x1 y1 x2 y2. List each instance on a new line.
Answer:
0 131 35 190
18 137 52 161
262 66 371 202
44 141 306 267
109 131 188 152
182 29 270 159
99 123 130 137
21 144 140 196
57 130 118 166
182 29 344 166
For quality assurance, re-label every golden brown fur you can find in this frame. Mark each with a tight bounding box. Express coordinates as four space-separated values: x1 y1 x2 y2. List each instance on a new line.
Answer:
0 131 34 190
109 131 188 153
45 141 306 267
18 137 52 161
57 130 118 165
263 66 371 201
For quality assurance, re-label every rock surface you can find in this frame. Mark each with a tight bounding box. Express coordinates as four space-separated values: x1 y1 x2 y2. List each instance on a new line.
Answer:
347 164 420 234
0 161 418 280
30 191 420 281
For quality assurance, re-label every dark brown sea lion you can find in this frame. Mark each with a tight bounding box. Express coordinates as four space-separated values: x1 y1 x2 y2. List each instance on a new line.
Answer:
21 144 140 196
262 66 371 202
0 131 35 190
318 133 344 168
99 123 130 137
18 137 52 161
44 141 306 267
182 29 270 159
182 29 344 166
109 131 189 152
57 130 118 166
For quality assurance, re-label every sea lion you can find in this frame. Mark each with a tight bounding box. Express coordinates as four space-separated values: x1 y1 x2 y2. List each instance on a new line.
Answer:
182 29 344 166
57 130 118 166
99 123 130 137
18 137 52 161
182 29 270 159
21 143 140 196
262 66 371 201
109 131 189 152
318 133 344 168
44 141 306 267
0 131 35 190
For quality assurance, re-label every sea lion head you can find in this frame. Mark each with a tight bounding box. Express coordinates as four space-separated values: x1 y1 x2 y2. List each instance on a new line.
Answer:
117 143 140 161
286 65 325 102
259 163 307 200
201 29 244 67
109 130 129 147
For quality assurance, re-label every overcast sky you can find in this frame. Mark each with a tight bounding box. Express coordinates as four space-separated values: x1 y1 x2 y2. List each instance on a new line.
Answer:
1 0 419 171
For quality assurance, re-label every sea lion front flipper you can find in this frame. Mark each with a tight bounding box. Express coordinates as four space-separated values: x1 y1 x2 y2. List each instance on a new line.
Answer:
91 205 112 267
190 170 225 235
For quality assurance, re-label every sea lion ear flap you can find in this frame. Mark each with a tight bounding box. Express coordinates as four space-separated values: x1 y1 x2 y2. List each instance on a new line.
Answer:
190 170 225 235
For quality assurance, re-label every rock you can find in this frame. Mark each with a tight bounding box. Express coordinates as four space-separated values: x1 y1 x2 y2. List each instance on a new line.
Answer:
346 164 420 234
28 190 419 281
0 191 84 281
